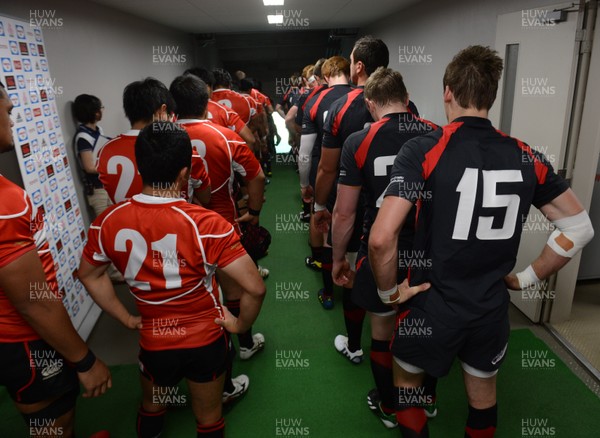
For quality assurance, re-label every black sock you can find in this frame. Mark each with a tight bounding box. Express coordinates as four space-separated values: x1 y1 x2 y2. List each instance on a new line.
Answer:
321 247 333 295
395 386 429 438
226 299 253 349
343 288 365 351
311 245 323 262
223 300 240 394
370 339 394 412
465 404 497 438
197 417 225 437
422 374 438 406
303 200 311 215
136 407 165 438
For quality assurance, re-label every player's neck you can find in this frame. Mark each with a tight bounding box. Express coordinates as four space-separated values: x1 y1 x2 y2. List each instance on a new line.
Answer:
374 103 407 121
447 107 488 123
141 185 182 199
355 74 368 87
84 122 97 130
327 76 349 86
131 120 150 130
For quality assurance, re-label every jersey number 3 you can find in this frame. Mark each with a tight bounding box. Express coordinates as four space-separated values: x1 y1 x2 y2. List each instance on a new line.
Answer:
452 168 522 240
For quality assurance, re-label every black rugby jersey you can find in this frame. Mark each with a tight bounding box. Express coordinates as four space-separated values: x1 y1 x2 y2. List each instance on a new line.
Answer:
302 84 353 158
340 112 437 245
294 84 327 127
384 116 569 326
322 87 420 150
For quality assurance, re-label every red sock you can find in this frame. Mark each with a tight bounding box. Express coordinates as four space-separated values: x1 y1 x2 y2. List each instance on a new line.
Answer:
465 404 497 438
197 417 225 437
396 407 428 437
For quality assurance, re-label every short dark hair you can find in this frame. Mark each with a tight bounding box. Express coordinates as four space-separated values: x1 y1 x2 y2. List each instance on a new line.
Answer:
364 67 408 106
213 68 232 88
123 78 175 124
73 94 102 124
184 67 215 89
135 122 192 187
169 75 209 119
443 45 503 111
239 78 254 92
352 36 389 76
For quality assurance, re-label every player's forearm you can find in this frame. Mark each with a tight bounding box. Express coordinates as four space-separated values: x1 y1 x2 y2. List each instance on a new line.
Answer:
236 289 266 333
193 186 211 207
239 126 256 152
247 172 265 212
80 271 131 328
18 298 90 362
1 251 90 362
368 226 399 290
285 108 297 132
261 113 269 136
531 245 572 280
331 207 355 262
315 164 336 206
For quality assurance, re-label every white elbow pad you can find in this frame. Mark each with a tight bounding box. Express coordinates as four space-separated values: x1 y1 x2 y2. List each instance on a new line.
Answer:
547 210 594 258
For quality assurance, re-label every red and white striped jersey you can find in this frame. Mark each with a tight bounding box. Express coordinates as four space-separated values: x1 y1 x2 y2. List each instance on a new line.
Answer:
82 194 247 351
178 119 261 233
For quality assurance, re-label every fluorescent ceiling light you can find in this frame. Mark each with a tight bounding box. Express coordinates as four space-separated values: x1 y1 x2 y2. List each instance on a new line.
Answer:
263 0 284 5
267 14 284 24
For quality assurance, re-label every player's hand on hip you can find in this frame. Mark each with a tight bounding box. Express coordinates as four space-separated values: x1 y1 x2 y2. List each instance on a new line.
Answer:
235 212 259 226
503 274 521 291
78 359 112 398
125 314 143 330
333 259 354 286
314 210 331 233
396 278 431 304
214 305 242 333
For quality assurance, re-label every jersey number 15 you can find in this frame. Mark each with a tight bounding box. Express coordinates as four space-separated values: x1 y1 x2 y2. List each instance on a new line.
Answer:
452 168 523 241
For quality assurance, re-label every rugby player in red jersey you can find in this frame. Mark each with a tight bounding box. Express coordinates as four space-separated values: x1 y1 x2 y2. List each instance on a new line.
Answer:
79 122 265 438
0 81 111 438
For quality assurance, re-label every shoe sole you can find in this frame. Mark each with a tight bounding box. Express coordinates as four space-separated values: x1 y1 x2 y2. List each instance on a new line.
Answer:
334 339 363 364
239 344 265 360
367 392 397 429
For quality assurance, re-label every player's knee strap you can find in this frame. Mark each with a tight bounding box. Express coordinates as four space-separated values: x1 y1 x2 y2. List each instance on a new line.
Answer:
22 387 78 424
547 210 594 258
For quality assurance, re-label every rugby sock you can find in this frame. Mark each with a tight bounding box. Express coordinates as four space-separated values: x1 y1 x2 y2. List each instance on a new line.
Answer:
321 247 334 295
370 339 394 413
302 200 311 215
343 287 365 351
197 417 225 437
225 299 253 349
422 374 438 406
136 407 165 438
465 404 497 438
223 300 240 394
310 245 323 263
396 386 429 438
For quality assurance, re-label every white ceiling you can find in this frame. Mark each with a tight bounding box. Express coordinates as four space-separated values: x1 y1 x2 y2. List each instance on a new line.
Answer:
88 0 419 33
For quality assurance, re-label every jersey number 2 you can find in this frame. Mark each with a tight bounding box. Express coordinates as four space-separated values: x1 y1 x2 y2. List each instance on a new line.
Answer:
452 168 522 240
